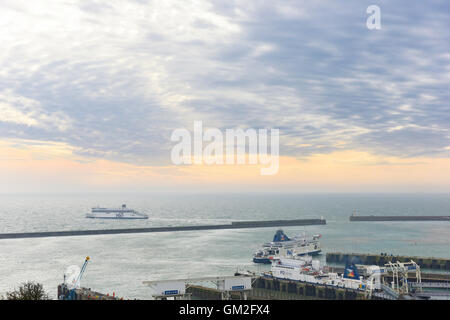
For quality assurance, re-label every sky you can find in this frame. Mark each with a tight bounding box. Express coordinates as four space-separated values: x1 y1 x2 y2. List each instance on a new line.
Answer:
0 0 449 193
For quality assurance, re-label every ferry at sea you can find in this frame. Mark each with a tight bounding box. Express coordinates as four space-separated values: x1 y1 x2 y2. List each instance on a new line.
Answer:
86 204 148 219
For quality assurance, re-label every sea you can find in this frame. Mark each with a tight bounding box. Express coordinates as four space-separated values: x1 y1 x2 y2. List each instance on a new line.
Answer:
0 193 449 299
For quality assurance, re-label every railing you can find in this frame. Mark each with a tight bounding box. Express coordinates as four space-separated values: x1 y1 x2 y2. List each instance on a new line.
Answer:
379 283 399 300
410 282 450 289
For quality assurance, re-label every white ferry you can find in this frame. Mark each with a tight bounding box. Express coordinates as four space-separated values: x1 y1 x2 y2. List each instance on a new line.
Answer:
86 204 148 219
266 257 379 292
253 230 321 263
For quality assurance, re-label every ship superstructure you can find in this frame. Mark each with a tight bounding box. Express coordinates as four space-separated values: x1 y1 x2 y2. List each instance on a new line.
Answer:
86 204 148 219
253 230 321 263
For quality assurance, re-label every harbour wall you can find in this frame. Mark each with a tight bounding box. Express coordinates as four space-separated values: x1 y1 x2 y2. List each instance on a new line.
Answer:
327 252 450 271
0 218 326 240
349 215 450 222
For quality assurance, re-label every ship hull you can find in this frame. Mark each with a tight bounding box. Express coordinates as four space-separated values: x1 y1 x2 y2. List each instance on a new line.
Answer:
263 274 369 292
253 249 322 264
86 214 148 220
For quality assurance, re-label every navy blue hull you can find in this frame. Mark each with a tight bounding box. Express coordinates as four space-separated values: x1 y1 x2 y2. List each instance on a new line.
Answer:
253 258 273 264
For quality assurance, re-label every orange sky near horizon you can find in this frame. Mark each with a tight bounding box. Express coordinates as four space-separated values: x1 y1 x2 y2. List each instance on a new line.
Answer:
1 139 450 193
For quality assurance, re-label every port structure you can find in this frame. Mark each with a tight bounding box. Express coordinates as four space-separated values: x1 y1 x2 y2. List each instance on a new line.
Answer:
326 252 450 270
59 257 90 300
143 276 254 300
384 260 422 295
143 262 423 301
358 260 422 299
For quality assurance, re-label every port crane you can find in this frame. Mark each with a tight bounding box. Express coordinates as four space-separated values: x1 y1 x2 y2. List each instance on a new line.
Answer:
65 256 90 300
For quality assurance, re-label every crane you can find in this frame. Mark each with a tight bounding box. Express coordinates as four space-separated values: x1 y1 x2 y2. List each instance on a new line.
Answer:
65 256 90 300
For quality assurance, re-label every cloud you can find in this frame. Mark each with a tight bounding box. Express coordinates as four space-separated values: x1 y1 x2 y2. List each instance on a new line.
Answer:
0 91 72 131
0 0 448 167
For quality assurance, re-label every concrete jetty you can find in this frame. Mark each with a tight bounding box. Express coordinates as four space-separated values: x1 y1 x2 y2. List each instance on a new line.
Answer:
58 284 120 300
187 277 369 300
60 278 368 300
0 218 326 240
329 266 450 283
326 252 450 271
349 215 450 222
61 267 449 301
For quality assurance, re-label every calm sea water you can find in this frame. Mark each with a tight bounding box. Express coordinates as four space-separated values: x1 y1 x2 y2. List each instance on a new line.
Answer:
0 193 449 299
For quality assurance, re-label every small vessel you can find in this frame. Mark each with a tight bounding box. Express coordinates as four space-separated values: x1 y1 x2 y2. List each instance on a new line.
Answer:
253 230 321 264
86 204 148 219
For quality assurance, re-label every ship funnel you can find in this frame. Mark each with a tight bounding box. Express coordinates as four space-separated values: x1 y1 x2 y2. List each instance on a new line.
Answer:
273 230 291 242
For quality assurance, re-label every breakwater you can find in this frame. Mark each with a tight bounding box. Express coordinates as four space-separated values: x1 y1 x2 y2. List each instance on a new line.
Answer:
349 215 450 222
0 218 325 240
327 252 450 271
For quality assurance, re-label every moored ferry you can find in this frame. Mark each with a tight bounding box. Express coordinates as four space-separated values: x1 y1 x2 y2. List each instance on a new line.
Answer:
265 257 379 292
253 230 321 263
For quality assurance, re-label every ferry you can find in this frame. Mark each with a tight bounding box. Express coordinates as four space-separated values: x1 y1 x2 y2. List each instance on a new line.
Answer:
253 230 321 264
86 204 148 219
266 257 379 292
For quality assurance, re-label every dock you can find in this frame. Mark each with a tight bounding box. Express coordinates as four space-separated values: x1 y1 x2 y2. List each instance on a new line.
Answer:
326 252 450 271
59 251 450 301
57 284 120 300
349 215 450 222
63 268 450 301
187 276 369 300
329 265 450 283
60 277 369 301
0 218 326 240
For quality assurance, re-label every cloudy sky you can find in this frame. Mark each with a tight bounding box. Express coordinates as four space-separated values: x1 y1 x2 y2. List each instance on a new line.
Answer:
1 0 449 192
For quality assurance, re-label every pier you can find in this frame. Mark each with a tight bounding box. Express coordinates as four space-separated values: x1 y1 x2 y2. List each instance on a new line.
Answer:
143 275 369 300
329 266 450 283
59 253 450 301
326 252 450 271
57 284 120 300
64 270 449 301
186 279 367 300
0 218 325 240
59 277 369 301
349 215 450 222
239 277 368 300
